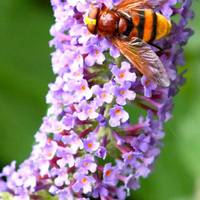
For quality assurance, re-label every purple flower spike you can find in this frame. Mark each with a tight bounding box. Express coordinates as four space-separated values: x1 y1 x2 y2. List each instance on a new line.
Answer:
93 183 109 199
83 135 100 153
75 154 97 174
141 76 157 97
61 131 83 154
115 82 136 105
95 146 107 159
92 84 113 106
76 100 99 121
61 114 75 130
0 180 6 192
109 105 129 127
52 168 70 187
103 163 118 186
72 173 95 194
0 0 193 199
43 141 58 160
111 62 136 85
0 161 16 177
85 45 106 66
122 151 141 167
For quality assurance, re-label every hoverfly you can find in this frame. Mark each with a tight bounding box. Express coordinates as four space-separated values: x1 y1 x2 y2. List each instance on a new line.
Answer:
85 0 171 87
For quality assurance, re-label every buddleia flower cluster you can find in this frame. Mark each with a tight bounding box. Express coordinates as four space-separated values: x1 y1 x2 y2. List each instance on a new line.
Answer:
0 0 193 200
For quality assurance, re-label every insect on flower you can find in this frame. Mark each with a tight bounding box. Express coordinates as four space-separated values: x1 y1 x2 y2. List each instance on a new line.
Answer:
85 0 172 87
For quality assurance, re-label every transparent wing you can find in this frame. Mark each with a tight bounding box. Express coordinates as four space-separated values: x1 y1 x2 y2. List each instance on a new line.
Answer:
116 0 148 10
112 37 170 87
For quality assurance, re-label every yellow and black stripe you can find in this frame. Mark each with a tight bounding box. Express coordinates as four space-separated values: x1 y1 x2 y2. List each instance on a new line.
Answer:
142 10 156 42
122 9 171 43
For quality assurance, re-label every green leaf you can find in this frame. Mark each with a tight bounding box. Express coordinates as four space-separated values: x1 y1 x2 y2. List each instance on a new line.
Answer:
35 190 58 200
0 192 14 200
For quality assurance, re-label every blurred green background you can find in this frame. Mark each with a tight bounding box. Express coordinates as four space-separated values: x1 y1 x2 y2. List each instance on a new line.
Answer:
0 0 200 200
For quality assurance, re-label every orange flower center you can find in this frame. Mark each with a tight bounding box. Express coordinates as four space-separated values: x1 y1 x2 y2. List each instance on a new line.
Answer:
81 85 86 91
81 177 88 184
115 109 121 115
88 109 93 114
47 152 53 158
119 72 125 79
95 50 99 55
144 78 152 87
105 169 112 177
120 90 126 95
83 162 89 167
128 154 133 160
88 142 93 149
101 92 107 98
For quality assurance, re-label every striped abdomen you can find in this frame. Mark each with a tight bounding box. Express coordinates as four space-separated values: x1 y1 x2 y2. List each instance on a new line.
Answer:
119 9 172 43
